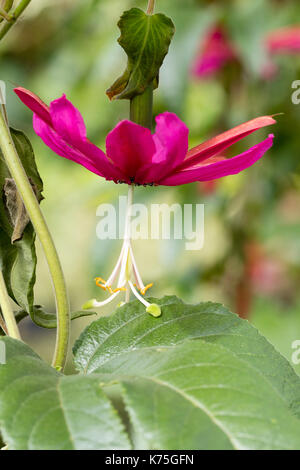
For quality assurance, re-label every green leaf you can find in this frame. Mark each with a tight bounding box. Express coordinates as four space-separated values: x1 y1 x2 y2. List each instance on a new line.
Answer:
0 128 43 315
0 337 131 450
74 296 300 450
106 8 175 100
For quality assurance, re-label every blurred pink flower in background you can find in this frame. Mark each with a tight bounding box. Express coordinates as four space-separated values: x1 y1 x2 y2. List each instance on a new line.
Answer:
247 243 289 297
192 23 300 81
191 25 237 78
265 26 300 54
198 179 219 195
262 25 300 79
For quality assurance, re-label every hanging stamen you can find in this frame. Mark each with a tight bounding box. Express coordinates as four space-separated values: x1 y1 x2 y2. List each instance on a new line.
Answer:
84 185 161 317
140 283 153 295
117 242 130 289
113 287 127 293
106 242 126 286
82 291 121 309
128 280 150 307
95 278 114 294
130 245 145 290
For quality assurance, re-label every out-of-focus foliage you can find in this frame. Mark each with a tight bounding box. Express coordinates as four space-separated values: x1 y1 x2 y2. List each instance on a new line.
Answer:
0 0 299 368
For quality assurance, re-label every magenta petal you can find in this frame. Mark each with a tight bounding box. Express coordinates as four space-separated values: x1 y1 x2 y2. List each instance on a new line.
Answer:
135 112 189 183
15 87 126 182
106 120 155 178
34 114 126 181
179 116 276 170
50 95 87 145
49 95 124 179
33 114 109 177
159 135 274 186
152 113 189 166
14 87 51 125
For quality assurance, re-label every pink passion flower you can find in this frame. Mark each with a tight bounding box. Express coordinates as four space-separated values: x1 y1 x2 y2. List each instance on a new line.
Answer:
14 86 275 315
14 87 275 187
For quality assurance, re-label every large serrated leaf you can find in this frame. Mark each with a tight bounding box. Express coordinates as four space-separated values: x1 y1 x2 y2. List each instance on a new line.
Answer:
73 296 300 450
0 128 43 315
106 8 175 100
0 338 131 450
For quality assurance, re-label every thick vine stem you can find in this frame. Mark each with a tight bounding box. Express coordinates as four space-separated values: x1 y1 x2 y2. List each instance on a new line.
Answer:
147 0 155 15
0 111 70 371
0 0 32 41
0 270 20 339
130 84 153 130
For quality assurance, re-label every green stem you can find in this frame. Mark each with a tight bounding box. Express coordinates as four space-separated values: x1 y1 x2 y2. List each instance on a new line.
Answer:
0 310 8 335
130 84 153 129
147 0 155 15
0 312 6 332
0 270 21 339
0 111 70 371
0 7 12 21
0 0 32 41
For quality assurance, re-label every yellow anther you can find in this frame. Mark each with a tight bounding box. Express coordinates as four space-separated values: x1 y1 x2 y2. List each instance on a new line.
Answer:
140 283 153 295
95 277 114 294
98 284 107 291
95 277 106 286
113 287 127 293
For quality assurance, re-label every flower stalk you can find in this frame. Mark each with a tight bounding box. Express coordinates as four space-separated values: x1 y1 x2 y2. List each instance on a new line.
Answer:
147 0 155 15
0 111 70 370
130 84 153 130
0 270 21 339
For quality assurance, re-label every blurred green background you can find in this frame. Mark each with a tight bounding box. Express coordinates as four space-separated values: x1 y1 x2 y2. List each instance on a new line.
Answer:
1 0 300 373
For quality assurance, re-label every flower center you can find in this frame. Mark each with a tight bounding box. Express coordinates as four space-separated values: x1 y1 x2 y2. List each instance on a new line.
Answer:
116 178 156 187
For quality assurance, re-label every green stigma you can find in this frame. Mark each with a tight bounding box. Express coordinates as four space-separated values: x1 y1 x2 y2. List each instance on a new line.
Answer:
146 303 162 318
